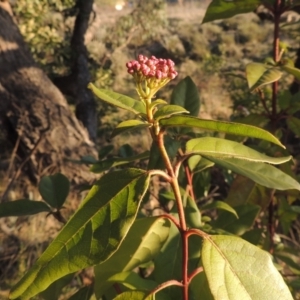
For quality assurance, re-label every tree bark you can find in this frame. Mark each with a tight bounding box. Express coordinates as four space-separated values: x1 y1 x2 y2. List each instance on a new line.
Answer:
71 0 97 141
0 2 97 188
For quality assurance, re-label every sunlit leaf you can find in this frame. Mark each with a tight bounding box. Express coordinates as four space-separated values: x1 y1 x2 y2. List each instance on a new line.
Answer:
113 290 149 300
202 0 261 23
246 63 282 91
160 115 284 148
153 104 189 121
212 204 260 235
90 151 149 173
10 169 150 300
0 200 50 218
282 65 300 80
38 173 70 208
88 83 146 114
94 217 170 297
188 155 214 173
186 137 291 164
170 76 200 116
202 235 293 300
112 120 150 137
206 157 300 191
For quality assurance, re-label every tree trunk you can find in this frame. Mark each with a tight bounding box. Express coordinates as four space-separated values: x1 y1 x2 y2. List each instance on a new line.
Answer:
0 2 97 188
53 0 98 141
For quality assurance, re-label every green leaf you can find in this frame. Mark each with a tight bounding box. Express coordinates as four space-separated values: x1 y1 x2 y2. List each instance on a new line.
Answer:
10 169 150 300
206 157 300 191
246 63 282 91
282 65 300 80
112 120 150 137
0 200 50 217
202 200 238 219
188 155 214 173
160 115 284 148
41 274 74 300
147 136 181 170
212 204 260 236
241 228 263 245
170 76 200 117
225 175 272 211
90 151 149 173
94 217 170 297
98 145 114 159
185 194 201 228
202 235 293 300
38 173 70 208
287 116 300 137
105 271 157 291
88 83 146 114
67 285 94 300
153 221 201 300
202 0 261 23
153 105 189 121
186 137 291 164
113 291 150 300
189 272 214 300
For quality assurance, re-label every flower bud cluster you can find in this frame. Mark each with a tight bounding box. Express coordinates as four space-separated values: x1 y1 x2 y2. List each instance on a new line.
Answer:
126 55 178 80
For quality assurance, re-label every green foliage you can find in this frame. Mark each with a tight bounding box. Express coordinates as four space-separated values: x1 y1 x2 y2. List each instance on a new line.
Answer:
7 1 300 298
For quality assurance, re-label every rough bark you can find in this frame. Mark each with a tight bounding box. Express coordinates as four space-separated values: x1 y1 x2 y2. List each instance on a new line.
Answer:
0 2 97 188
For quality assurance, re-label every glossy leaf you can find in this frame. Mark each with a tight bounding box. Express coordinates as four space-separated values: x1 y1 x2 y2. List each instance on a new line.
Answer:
212 204 260 236
90 151 149 173
202 0 261 23
201 200 238 219
0 200 50 218
38 173 70 208
206 157 300 191
10 169 150 300
67 285 94 300
160 115 284 148
112 120 150 137
186 137 291 164
170 76 200 116
202 235 293 300
88 83 146 114
94 217 170 297
287 116 300 137
153 104 189 121
246 63 282 91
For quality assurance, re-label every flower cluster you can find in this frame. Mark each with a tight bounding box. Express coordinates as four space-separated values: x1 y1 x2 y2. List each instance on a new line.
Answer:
126 55 178 99
126 55 178 80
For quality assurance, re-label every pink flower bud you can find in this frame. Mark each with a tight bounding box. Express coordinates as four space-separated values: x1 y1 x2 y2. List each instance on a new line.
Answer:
156 70 163 79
